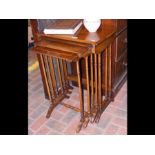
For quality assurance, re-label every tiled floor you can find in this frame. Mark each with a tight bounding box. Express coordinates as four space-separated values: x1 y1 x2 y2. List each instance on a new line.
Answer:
28 48 127 135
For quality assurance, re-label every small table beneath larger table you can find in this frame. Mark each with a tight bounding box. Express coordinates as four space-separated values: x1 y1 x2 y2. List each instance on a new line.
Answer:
33 22 117 132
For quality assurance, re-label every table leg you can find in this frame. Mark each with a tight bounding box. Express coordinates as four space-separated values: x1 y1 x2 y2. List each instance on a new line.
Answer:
96 53 102 122
98 53 102 110
44 55 55 99
40 54 57 118
60 59 66 90
90 53 94 123
94 53 98 108
105 48 108 100
49 56 58 96
93 53 102 123
83 56 90 128
56 58 64 94
40 54 52 102
61 60 72 95
108 45 112 99
93 53 100 122
76 60 85 133
63 60 73 90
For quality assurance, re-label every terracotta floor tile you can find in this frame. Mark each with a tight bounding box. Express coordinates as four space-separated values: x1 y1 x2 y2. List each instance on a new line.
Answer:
30 114 48 131
35 126 50 135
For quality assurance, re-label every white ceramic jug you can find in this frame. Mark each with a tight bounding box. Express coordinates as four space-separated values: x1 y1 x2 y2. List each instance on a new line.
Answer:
83 19 101 32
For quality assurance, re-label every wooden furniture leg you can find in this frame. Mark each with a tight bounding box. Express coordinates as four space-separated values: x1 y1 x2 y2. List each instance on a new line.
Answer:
100 45 113 115
105 48 108 100
92 53 98 122
56 58 64 94
93 53 101 123
95 53 102 123
44 55 66 118
94 53 98 108
93 53 102 123
82 56 90 128
108 45 112 100
44 55 55 99
39 54 52 102
39 54 57 118
49 56 59 96
36 54 49 99
90 53 94 123
63 60 73 90
60 59 72 95
76 60 85 133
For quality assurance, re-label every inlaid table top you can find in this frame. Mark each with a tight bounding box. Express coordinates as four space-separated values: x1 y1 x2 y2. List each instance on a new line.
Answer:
40 22 116 45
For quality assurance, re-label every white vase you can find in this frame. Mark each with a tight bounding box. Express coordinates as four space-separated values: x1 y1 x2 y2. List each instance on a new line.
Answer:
83 19 101 32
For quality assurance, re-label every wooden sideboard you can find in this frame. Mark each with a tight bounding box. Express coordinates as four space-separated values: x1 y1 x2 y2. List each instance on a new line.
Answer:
112 20 127 98
31 19 127 101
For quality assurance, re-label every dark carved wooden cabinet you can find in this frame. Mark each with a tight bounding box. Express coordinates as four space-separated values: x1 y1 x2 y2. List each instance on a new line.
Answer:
112 20 127 97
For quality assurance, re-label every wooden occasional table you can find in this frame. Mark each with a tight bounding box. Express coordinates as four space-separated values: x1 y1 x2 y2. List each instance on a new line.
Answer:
40 22 116 122
31 20 124 132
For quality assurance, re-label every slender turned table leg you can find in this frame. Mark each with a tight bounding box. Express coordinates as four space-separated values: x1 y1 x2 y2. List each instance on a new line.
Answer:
93 53 100 123
90 53 94 123
94 54 101 123
61 60 72 95
105 48 108 100
76 60 85 133
63 60 73 89
56 58 64 94
83 56 90 128
85 56 91 114
40 54 52 102
108 45 112 100
40 54 56 118
94 54 98 108
44 55 55 99
97 53 102 119
49 56 58 96
60 59 66 90
45 55 62 118
62 60 68 87
93 53 102 123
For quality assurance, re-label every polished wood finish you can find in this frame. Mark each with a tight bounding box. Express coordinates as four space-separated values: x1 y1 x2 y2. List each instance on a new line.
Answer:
49 56 58 95
94 54 98 107
85 56 91 114
36 54 49 99
98 53 102 112
56 58 63 93
90 54 94 111
70 19 127 99
116 29 127 60
44 55 55 99
32 30 91 132
30 19 127 132
62 60 70 89
108 45 112 99
104 48 108 100
40 54 52 101
76 60 85 132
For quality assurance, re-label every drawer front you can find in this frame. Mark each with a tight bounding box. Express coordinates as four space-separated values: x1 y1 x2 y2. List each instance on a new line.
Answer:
115 51 127 83
116 29 127 60
116 19 127 33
